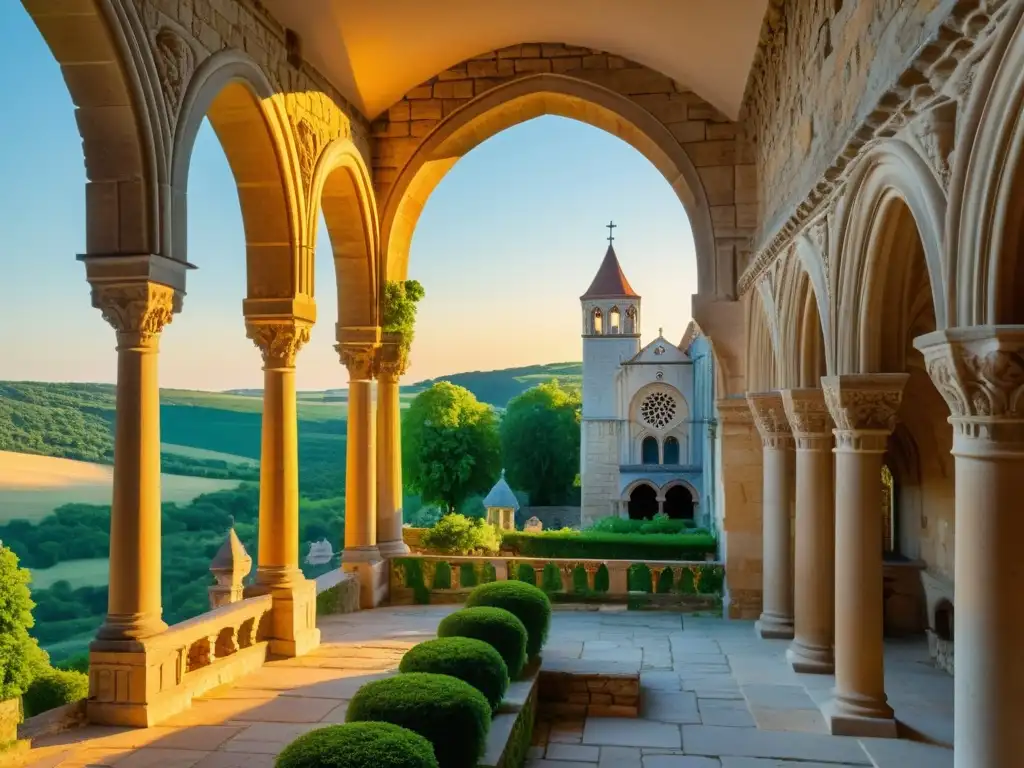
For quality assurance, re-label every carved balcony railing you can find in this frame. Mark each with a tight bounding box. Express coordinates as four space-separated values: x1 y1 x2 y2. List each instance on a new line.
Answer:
88 593 274 726
389 555 725 609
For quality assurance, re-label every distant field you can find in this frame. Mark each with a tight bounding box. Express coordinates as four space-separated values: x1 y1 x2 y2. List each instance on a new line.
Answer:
31 557 110 589
0 451 239 522
160 443 257 466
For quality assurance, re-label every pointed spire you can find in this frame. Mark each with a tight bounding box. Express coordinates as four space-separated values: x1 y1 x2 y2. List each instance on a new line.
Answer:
581 241 640 300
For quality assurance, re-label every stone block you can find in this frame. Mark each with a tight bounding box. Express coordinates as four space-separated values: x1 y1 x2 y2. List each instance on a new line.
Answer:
388 102 410 121
410 99 442 120
684 140 737 167
582 54 608 69
670 121 707 143
698 166 735 205
514 58 551 73
552 57 583 73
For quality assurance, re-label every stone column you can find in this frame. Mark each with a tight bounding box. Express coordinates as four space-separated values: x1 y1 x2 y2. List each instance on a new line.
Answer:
782 389 835 673
915 327 1024 768
747 392 795 639
375 335 410 556
821 373 908 738
90 279 180 641
338 327 383 607
244 306 319 657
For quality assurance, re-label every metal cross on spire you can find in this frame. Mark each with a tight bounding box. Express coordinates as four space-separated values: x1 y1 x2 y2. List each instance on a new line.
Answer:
606 220 616 244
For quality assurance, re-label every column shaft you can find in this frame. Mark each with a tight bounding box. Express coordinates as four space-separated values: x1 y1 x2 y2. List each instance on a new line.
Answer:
342 357 379 561
374 345 410 556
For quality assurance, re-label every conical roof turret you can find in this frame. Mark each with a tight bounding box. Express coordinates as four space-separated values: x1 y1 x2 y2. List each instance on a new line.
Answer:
581 244 639 300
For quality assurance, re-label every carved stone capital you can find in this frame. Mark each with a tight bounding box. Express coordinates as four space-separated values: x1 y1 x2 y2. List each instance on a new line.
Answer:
337 343 377 381
245 318 312 369
91 281 181 349
781 388 833 451
374 339 408 383
822 374 908 453
914 326 1024 450
747 392 794 449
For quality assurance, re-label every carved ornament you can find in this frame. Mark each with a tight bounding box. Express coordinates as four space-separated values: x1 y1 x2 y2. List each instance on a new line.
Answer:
337 343 377 380
822 374 908 451
782 389 833 450
91 282 180 348
907 102 957 189
293 117 325 191
246 319 312 368
374 341 408 382
747 392 793 448
154 27 195 119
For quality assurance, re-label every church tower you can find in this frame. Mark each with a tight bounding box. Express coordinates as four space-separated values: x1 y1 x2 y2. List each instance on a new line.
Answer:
580 223 641 522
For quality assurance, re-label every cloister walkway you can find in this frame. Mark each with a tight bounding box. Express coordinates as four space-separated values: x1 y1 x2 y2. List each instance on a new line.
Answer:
22 606 953 767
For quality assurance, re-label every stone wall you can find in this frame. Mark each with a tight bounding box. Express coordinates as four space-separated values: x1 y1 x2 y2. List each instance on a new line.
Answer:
743 0 953 247
371 42 757 292
516 506 582 531
581 420 621 527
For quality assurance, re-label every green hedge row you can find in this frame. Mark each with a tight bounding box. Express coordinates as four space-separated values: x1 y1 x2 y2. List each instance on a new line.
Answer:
500 530 716 560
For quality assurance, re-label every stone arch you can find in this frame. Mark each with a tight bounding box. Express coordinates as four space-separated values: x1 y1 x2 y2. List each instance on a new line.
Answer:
746 287 778 392
793 234 833 375
948 3 1024 325
659 478 699 500
309 139 380 328
834 140 947 373
378 70 722 296
23 0 167 256
171 50 301 299
775 248 827 389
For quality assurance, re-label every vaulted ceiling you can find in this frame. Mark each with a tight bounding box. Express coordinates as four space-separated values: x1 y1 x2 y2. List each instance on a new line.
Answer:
260 0 770 120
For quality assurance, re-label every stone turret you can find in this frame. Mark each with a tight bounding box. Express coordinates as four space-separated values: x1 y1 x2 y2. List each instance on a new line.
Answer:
484 469 519 530
208 524 252 609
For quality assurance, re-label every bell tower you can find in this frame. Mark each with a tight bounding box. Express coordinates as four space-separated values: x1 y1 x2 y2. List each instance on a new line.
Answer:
580 223 641 524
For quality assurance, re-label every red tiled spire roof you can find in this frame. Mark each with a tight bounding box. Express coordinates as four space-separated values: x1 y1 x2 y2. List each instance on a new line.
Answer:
581 244 640 300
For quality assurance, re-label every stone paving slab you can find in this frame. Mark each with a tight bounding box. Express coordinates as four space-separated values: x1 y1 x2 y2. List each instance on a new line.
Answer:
680 725 872 764
582 717 682 749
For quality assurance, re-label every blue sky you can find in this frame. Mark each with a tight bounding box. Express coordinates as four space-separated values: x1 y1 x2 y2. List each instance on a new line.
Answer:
0 6 697 391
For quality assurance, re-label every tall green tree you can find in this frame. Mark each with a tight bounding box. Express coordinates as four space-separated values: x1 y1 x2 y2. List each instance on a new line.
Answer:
402 382 501 514
500 380 581 506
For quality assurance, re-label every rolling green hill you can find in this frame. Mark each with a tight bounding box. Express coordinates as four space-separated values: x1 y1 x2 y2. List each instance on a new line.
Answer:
406 361 582 407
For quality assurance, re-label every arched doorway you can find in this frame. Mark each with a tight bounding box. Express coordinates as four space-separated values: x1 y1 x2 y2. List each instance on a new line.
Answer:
663 485 694 520
627 484 658 520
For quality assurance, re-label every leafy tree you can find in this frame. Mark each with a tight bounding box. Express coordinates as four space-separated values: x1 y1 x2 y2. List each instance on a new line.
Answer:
402 383 501 515
0 545 45 699
382 279 426 355
500 381 581 506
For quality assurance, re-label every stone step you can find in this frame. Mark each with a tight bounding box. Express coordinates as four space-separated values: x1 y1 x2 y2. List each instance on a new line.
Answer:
538 656 642 719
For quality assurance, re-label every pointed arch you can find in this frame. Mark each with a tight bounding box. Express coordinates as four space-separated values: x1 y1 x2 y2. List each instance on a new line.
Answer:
746 285 779 392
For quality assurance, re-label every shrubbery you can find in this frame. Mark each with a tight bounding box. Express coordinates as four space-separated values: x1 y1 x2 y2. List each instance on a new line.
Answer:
22 667 88 718
346 672 490 768
275 722 438 768
399 637 508 712
0 546 43 701
437 607 527 679
419 514 500 555
589 512 697 535
465 580 551 659
501 529 716 561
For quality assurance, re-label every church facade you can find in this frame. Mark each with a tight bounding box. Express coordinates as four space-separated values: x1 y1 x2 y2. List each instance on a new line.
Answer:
579 239 716 529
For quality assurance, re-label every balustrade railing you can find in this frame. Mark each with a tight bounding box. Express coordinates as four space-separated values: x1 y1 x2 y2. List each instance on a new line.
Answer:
389 555 724 607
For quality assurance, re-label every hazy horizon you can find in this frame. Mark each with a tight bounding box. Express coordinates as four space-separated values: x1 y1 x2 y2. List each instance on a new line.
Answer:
0 5 698 392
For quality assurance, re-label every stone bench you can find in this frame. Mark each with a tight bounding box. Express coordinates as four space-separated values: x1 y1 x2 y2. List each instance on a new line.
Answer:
538 657 641 719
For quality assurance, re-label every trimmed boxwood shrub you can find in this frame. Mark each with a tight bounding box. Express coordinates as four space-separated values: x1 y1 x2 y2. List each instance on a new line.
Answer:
346 672 490 768
23 668 89 718
466 580 551 658
501 530 716 561
437 606 527 678
275 722 437 768
399 637 508 711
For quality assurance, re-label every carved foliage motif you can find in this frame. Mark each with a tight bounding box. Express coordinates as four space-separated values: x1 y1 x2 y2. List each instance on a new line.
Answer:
920 338 1024 420
821 376 906 434
154 27 195 119
338 343 377 380
293 117 324 190
374 342 409 382
92 283 179 346
246 321 312 368
907 102 957 188
747 393 792 447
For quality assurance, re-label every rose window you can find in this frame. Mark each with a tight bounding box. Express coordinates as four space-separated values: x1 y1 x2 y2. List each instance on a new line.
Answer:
640 391 677 429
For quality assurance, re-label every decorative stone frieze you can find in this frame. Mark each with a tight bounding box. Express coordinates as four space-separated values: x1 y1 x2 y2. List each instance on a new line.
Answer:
781 389 833 451
822 374 909 452
914 327 1024 450
747 391 793 449
153 27 195 119
91 282 181 349
246 319 312 369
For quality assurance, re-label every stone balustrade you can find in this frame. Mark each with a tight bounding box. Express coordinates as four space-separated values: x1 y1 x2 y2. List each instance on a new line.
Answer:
88 594 275 727
389 555 724 607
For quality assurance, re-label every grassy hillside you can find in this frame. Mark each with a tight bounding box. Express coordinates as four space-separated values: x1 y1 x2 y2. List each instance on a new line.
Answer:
407 361 582 407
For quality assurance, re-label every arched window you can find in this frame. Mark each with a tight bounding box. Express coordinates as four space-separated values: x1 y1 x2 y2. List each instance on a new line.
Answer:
663 436 680 464
881 464 896 555
592 308 603 335
609 306 621 334
624 305 637 334
641 436 659 465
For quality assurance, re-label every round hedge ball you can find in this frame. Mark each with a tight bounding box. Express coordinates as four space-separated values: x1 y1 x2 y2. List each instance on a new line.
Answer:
465 580 552 658
346 672 490 768
274 722 438 768
399 636 509 712
436 606 528 679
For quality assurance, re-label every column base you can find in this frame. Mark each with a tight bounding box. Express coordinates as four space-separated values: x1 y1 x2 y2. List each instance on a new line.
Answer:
756 612 795 640
343 559 388 608
377 539 411 557
786 639 834 674
245 578 320 659
822 693 898 738
95 611 167 641
341 546 382 564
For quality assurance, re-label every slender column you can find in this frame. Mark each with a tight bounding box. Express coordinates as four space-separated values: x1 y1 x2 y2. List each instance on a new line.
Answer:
245 315 312 587
915 327 1024 768
91 280 180 641
747 392 795 639
782 389 835 673
338 335 380 563
375 336 410 556
821 373 907 738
